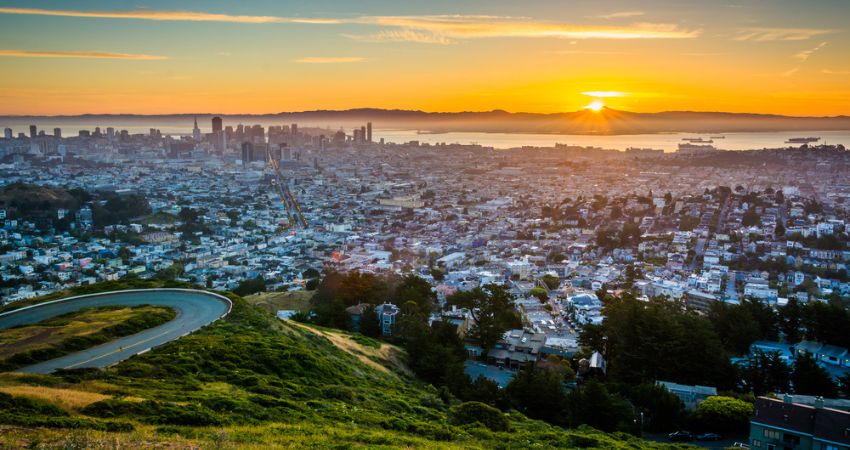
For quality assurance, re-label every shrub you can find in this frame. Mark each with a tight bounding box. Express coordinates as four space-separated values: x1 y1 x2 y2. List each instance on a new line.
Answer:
695 396 753 433
449 401 510 432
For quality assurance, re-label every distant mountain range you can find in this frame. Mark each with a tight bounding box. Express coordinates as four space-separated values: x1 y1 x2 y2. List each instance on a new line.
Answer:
3 108 850 135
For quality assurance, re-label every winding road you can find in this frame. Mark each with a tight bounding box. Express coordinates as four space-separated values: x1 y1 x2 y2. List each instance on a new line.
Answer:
0 289 231 374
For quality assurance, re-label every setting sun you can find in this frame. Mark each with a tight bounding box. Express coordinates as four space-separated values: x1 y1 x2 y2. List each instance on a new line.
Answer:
585 100 605 112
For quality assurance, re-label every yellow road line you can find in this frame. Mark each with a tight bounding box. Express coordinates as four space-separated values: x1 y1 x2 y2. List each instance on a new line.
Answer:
64 326 180 369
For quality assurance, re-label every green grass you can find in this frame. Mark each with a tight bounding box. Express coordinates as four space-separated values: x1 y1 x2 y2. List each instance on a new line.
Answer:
0 281 693 449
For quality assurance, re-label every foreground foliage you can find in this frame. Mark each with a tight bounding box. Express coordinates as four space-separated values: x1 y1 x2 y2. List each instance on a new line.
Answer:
0 281 690 448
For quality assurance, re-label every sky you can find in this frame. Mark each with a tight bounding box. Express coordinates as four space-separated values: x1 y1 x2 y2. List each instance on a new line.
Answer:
0 0 848 116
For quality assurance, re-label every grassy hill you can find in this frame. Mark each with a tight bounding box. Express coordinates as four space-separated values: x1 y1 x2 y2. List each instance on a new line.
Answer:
0 282 691 448
244 290 313 314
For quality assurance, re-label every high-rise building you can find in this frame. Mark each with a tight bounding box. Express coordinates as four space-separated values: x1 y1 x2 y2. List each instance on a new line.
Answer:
360 126 366 143
291 123 298 145
211 117 224 151
29 125 36 138
212 116 223 133
4 128 12 139
367 122 372 143
53 128 62 138
241 141 254 166
106 127 115 140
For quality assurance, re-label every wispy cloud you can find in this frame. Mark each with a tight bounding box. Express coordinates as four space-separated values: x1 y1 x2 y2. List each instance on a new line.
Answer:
0 7 338 24
597 11 645 19
581 91 626 97
555 49 630 55
295 56 364 64
354 15 701 40
343 29 453 45
0 49 167 60
822 69 850 75
0 8 701 42
781 67 800 77
734 27 833 41
794 41 827 61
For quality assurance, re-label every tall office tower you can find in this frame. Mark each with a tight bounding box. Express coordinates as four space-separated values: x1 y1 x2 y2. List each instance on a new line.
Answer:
283 146 292 160
291 123 298 145
192 116 201 141
366 122 372 143
53 128 62 138
211 117 224 151
29 125 36 138
360 126 366 143
106 127 115 140
241 141 254 166
212 116 223 133
95 127 102 137
3 128 11 139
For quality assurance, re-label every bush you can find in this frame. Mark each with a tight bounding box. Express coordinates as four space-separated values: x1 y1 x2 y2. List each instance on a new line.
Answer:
449 401 510 432
695 396 753 433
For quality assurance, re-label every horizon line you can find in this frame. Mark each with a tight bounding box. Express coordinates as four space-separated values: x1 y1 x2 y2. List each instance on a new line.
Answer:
0 107 848 119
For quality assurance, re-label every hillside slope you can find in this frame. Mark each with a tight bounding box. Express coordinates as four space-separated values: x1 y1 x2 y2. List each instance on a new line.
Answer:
0 283 690 448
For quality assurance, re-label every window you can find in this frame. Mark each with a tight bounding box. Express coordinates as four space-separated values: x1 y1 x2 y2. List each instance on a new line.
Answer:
824 446 840 450
751 439 761 447
763 429 781 440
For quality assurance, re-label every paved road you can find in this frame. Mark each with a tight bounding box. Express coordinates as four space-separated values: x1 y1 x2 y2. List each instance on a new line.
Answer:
689 238 706 271
0 289 231 374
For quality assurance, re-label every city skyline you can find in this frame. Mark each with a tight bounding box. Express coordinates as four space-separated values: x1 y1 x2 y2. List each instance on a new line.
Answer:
0 0 849 116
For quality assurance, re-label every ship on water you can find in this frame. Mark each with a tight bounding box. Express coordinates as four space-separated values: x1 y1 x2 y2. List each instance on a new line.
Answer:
682 137 714 144
786 137 821 144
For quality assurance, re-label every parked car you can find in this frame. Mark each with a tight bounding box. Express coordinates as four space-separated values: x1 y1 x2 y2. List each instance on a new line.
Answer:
668 431 693 442
696 433 722 441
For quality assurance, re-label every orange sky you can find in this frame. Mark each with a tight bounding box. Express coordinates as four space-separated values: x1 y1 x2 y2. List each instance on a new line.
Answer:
0 2 848 116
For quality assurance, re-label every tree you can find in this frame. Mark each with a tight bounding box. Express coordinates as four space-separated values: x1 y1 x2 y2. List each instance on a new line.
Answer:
338 271 388 306
738 351 791 396
581 293 734 389
695 396 753 433
447 284 521 357
708 299 777 355
310 272 350 329
117 246 132 262
792 352 838 397
779 299 802 343
529 286 548 302
359 305 382 338
505 365 568 425
540 274 560 290
404 321 469 395
233 276 265 296
565 380 636 433
615 383 685 432
393 275 437 314
742 208 761 227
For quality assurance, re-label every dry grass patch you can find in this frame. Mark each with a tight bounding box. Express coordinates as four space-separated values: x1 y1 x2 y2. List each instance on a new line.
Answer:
243 291 312 314
287 322 412 376
0 385 111 411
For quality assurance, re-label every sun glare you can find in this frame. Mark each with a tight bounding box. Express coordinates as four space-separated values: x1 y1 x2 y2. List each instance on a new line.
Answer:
585 100 605 112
